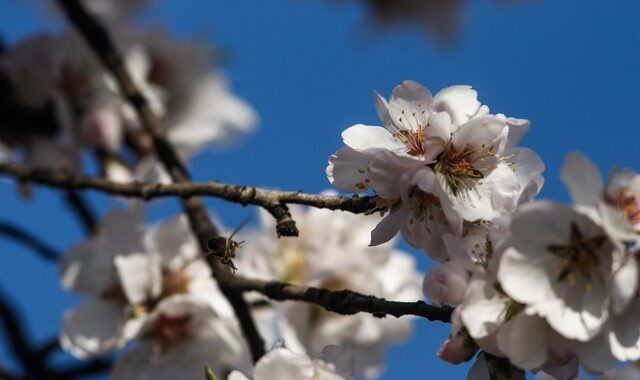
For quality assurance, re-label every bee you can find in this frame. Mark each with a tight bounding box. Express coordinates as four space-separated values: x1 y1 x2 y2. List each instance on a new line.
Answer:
206 217 251 271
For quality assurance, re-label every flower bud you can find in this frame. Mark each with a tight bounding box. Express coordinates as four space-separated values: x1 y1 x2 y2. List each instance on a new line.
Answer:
423 261 470 306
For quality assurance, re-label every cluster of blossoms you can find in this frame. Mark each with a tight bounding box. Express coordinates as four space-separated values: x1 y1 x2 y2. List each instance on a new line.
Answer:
59 202 422 378
0 0 256 182
237 204 422 378
328 80 640 378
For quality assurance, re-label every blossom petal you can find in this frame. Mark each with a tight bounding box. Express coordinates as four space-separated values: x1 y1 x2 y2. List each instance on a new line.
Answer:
326 146 373 193
60 298 128 359
341 124 401 152
432 85 481 126
253 348 315 379
115 252 162 305
387 80 433 131
560 151 604 204
496 313 547 369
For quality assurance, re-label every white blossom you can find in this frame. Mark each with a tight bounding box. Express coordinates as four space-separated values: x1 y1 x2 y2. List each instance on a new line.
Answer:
327 80 543 258
562 151 640 233
498 201 625 342
112 296 251 380
228 346 354 380
60 207 233 359
237 204 422 378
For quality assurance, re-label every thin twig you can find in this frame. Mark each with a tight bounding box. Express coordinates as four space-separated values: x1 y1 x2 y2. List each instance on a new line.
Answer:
0 221 62 261
62 191 98 235
55 0 266 361
232 276 453 322
0 163 378 216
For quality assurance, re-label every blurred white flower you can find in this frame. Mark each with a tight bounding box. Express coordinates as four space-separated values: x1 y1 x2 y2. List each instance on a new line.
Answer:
60 208 234 360
0 27 257 176
112 296 251 380
228 346 353 380
237 204 422 378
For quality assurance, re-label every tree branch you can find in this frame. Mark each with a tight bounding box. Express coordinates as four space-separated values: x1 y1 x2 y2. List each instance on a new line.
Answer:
54 0 266 361
231 276 453 323
0 163 379 217
0 221 62 261
62 191 98 235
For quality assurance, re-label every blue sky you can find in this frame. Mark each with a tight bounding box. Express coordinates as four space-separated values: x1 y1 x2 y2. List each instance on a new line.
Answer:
1 0 639 378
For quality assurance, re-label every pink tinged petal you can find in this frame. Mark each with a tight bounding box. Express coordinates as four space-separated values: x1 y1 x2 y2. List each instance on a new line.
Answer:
60 298 128 359
115 253 162 305
560 152 604 205
609 298 640 361
423 261 470 306
437 335 477 364
326 146 373 193
432 85 481 126
341 124 401 152
496 313 548 369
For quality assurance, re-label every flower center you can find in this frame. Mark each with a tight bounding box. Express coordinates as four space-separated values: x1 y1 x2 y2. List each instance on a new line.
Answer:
395 126 427 157
161 268 191 298
435 146 484 196
151 314 192 348
408 187 444 226
608 191 640 225
277 244 306 283
546 222 606 289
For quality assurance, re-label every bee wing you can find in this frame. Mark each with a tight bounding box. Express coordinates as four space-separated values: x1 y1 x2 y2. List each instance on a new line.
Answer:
229 216 253 238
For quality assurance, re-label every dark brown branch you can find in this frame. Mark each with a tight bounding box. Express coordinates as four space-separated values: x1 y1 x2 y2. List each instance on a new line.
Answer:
54 0 266 361
62 191 98 235
0 222 62 261
0 163 378 216
232 276 453 323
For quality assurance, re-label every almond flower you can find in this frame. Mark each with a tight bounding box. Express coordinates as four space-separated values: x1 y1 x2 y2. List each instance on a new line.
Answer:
0 27 257 179
327 80 543 259
228 346 354 380
111 296 251 380
497 201 625 342
561 151 640 233
59 207 234 360
237 203 422 378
